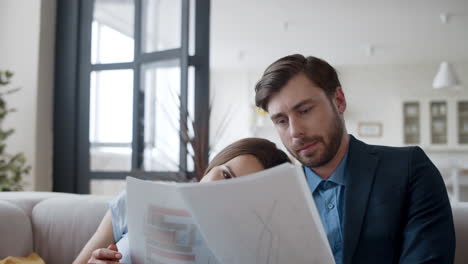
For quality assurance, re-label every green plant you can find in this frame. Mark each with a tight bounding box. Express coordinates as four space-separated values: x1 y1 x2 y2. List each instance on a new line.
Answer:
0 70 31 191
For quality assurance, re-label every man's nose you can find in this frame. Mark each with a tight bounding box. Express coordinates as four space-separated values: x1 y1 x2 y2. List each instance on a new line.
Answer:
289 116 305 138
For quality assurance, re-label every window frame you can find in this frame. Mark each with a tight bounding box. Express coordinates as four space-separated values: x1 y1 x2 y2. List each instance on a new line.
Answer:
53 0 210 193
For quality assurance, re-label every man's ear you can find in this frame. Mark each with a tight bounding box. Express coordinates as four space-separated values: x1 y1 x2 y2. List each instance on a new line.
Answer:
333 87 346 114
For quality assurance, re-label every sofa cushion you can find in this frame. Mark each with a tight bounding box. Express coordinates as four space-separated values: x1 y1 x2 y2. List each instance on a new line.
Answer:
31 195 111 264
0 192 70 218
0 200 33 258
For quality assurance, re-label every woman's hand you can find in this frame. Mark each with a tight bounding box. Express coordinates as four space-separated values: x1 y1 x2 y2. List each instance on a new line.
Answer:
87 244 125 264
73 210 116 264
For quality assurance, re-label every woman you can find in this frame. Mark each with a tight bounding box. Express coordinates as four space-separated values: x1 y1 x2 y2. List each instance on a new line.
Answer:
73 137 290 264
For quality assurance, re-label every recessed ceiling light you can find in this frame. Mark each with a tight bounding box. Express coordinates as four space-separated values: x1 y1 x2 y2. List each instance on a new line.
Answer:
440 13 450 24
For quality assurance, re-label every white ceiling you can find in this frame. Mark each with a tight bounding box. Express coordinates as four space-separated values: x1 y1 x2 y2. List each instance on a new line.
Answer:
211 0 468 69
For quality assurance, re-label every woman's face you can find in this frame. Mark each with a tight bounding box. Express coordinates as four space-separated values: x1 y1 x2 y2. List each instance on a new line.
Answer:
200 154 264 182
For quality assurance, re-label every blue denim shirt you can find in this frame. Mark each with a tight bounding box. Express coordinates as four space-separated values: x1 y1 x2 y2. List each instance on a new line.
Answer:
304 152 348 264
109 191 131 264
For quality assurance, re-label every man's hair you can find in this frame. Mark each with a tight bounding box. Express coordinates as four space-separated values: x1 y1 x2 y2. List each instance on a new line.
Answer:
203 137 290 177
255 54 341 111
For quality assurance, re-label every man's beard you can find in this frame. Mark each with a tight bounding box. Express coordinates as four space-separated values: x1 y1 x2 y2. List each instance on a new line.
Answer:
288 110 344 168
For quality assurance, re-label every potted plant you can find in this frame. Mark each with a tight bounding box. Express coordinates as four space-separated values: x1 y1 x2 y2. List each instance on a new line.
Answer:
0 70 31 191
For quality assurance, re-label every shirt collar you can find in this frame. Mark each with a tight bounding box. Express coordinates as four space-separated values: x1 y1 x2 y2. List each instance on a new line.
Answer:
304 151 349 193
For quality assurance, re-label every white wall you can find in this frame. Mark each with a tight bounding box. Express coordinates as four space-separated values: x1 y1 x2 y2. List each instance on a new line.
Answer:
337 62 468 179
209 70 255 157
210 61 468 169
35 0 56 191
0 0 55 191
338 62 468 147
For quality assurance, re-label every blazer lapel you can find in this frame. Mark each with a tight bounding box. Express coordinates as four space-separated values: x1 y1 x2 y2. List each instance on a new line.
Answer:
342 136 379 264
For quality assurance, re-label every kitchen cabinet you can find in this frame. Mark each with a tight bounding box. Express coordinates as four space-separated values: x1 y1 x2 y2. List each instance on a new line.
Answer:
403 99 468 149
459 102 468 144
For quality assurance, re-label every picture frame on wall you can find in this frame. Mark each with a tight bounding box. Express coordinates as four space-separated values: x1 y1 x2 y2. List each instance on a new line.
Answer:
358 122 383 137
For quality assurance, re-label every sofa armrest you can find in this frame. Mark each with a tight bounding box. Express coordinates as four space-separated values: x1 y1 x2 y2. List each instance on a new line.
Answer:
0 200 33 258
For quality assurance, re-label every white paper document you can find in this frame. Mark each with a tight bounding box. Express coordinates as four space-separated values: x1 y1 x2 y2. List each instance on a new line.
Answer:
127 163 335 264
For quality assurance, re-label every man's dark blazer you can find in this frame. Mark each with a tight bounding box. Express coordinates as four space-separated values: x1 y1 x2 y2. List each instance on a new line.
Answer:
341 135 455 264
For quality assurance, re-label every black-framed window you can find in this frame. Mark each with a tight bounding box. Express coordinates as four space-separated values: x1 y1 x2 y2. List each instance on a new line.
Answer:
54 0 210 193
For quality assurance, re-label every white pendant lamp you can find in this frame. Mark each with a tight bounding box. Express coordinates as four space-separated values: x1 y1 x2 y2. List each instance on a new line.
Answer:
432 61 460 89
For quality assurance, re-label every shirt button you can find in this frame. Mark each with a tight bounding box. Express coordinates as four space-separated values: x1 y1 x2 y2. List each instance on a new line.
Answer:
328 203 335 209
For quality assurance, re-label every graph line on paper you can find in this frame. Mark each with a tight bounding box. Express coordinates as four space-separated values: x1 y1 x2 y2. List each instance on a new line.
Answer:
252 200 281 264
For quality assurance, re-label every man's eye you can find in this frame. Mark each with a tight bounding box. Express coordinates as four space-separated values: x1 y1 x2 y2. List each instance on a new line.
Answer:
299 108 311 114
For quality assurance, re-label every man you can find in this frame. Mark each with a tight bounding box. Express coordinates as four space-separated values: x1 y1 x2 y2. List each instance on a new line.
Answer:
254 54 455 264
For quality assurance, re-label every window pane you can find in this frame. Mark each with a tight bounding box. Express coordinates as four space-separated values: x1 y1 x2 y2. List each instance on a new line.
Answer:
189 0 196 55
90 146 132 171
90 179 126 195
90 70 134 171
142 0 181 52
142 60 181 171
92 0 134 63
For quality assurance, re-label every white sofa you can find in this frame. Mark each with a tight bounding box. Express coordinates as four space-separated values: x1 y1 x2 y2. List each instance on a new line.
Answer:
0 192 111 264
0 192 467 264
